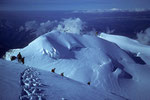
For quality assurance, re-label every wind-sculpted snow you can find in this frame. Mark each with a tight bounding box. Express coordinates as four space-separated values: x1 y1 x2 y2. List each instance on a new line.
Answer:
0 59 125 100
4 31 150 100
99 33 150 65
19 67 47 100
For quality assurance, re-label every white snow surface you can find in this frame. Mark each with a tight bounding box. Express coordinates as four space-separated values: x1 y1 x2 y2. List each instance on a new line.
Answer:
99 33 150 65
0 59 124 100
3 30 150 100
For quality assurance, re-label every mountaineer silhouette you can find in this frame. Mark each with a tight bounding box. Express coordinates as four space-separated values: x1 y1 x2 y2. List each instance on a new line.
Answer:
10 56 17 61
21 57 25 64
60 72 64 76
87 82 90 85
51 68 56 73
16 52 25 64
17 52 22 61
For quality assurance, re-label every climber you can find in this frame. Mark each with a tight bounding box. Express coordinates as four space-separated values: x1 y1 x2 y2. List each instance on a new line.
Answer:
51 68 56 73
17 52 22 62
10 56 17 61
21 57 25 64
87 82 90 85
60 72 64 76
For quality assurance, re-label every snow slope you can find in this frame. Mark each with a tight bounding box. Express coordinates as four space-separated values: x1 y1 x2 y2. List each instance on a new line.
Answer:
4 30 150 100
99 33 150 65
0 59 125 100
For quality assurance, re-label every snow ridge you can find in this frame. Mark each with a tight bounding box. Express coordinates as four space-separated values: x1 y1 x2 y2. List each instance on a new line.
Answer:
19 67 47 100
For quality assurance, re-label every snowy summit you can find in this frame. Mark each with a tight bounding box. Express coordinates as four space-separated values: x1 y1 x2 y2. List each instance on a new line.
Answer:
1 30 150 100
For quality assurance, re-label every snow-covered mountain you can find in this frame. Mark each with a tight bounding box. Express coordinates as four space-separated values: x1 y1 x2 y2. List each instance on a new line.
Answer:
3 31 150 100
0 59 123 100
99 33 150 65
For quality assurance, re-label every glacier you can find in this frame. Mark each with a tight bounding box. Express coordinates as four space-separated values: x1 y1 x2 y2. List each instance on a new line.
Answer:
2 30 150 100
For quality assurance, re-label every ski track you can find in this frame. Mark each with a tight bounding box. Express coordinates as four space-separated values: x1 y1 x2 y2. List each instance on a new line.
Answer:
19 67 47 100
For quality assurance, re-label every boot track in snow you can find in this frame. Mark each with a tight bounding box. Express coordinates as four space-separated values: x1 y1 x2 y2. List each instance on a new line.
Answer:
19 67 47 100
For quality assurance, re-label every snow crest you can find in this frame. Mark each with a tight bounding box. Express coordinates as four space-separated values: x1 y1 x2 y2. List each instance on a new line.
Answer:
4 31 150 100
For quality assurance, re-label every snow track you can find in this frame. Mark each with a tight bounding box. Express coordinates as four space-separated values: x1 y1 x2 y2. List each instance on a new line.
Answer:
19 67 47 100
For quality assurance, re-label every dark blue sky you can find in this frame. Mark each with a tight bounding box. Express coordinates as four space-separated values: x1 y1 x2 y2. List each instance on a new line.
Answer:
0 0 150 11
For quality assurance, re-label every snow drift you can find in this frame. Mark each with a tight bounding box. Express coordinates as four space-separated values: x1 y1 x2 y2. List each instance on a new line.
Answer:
99 32 150 65
0 59 124 100
4 31 150 100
